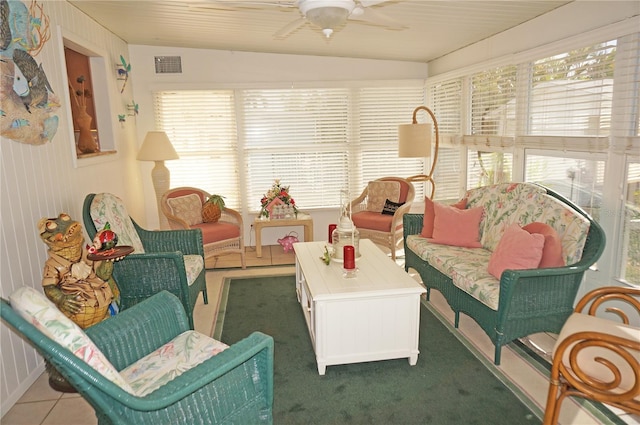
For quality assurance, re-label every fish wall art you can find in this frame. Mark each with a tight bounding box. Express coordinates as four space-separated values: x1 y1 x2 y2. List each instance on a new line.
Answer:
1 0 60 145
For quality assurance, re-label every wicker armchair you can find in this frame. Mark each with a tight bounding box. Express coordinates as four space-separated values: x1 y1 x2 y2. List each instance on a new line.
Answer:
160 187 245 268
2 288 274 425
543 286 640 425
83 193 207 329
350 177 415 260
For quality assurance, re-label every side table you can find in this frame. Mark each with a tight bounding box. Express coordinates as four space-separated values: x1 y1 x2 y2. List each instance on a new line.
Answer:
254 215 313 257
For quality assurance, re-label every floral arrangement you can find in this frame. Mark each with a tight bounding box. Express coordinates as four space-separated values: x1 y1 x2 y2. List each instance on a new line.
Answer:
260 179 298 218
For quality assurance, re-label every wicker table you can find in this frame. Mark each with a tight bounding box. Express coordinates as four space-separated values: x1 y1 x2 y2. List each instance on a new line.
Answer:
254 214 313 257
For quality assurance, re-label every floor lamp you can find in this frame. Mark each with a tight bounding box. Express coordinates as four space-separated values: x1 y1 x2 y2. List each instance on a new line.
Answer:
398 106 440 199
137 131 179 229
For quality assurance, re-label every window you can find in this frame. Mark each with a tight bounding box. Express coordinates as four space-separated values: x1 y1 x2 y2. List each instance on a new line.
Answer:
155 83 425 212
471 66 518 137
154 90 240 207
529 41 615 137
525 151 606 220
467 150 513 188
428 34 638 287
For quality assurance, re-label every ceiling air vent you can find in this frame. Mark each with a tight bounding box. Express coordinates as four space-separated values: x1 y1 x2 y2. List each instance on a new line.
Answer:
154 56 182 74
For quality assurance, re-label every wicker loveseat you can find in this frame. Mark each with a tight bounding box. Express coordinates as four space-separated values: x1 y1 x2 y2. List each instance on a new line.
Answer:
403 182 606 364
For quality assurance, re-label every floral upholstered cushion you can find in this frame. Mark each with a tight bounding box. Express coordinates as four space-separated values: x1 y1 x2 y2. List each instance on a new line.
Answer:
465 183 589 265
90 193 145 253
167 194 203 226
406 235 500 310
9 287 134 393
184 254 204 286
366 181 401 213
120 330 228 396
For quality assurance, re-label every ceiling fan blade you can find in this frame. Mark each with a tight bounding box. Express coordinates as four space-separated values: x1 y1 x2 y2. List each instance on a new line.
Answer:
349 6 406 30
188 0 296 11
358 0 390 6
274 17 308 39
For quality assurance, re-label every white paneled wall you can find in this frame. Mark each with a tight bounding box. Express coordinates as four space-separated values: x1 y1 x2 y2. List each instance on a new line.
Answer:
0 1 144 416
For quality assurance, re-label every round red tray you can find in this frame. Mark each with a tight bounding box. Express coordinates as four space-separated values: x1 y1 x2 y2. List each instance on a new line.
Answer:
87 245 134 261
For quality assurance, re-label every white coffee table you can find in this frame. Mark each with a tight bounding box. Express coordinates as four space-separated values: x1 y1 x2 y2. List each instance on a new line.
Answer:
293 239 427 375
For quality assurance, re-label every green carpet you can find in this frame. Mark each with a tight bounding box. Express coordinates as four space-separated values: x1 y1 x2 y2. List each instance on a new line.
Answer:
216 275 541 425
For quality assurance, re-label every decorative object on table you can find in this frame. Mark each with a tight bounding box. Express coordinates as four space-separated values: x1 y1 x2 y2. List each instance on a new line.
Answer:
68 74 100 154
202 194 225 223
328 223 337 243
342 245 357 278
136 131 179 229
319 246 331 265
93 222 118 250
259 179 298 219
1 1 60 146
332 189 360 261
116 54 131 93
277 231 299 253
398 105 440 199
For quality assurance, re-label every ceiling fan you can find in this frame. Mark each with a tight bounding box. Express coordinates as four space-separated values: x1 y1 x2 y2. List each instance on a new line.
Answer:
189 0 405 39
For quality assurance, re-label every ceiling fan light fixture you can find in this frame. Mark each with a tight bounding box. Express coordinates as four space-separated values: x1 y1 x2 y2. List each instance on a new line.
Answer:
299 0 355 38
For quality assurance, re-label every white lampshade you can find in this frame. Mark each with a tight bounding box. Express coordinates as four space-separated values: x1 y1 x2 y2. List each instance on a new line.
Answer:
398 123 432 158
137 131 179 161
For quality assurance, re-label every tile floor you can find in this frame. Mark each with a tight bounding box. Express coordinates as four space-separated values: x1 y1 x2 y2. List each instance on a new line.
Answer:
3 244 638 425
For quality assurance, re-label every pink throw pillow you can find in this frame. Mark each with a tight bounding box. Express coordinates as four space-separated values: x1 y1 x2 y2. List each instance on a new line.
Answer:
431 203 483 248
522 222 565 268
420 197 467 238
488 224 545 279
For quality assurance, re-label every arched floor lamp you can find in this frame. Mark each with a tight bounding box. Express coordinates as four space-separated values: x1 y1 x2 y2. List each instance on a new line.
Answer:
398 106 440 199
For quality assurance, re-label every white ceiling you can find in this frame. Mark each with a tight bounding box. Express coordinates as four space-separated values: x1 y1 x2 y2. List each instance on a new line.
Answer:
69 0 572 63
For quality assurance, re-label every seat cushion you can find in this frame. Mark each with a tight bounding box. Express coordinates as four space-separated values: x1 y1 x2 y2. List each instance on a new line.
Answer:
120 330 228 396
192 221 241 244
352 211 393 232
9 287 134 393
555 313 640 395
90 193 145 254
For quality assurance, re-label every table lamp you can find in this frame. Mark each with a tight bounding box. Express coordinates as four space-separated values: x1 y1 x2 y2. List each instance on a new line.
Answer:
137 131 179 228
398 106 440 199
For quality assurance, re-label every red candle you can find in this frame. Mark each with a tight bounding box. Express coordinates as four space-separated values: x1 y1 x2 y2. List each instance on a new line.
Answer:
328 224 337 243
343 245 356 270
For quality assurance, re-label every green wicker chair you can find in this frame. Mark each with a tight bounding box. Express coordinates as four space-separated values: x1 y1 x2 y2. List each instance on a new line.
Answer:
1 289 274 425
83 193 208 329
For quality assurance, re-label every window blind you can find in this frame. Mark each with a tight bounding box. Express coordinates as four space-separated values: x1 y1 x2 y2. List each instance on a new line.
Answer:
153 90 240 208
529 40 616 137
470 66 518 137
